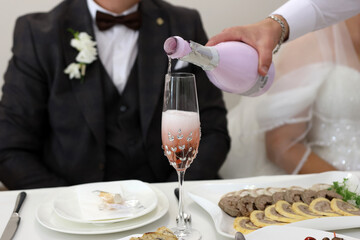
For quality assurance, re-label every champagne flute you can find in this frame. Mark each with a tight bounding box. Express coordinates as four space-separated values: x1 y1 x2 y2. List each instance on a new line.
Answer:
161 72 201 240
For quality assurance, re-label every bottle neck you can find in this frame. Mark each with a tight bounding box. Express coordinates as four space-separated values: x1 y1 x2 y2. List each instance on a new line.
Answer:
180 41 219 71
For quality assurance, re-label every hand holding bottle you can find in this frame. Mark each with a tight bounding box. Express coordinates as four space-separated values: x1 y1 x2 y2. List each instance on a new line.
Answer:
206 15 289 77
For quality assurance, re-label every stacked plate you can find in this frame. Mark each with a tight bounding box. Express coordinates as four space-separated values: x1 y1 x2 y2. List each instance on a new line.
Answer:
36 180 169 234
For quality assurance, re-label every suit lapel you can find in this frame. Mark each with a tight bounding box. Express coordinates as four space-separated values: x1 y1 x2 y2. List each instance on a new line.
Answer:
138 0 169 138
61 0 105 147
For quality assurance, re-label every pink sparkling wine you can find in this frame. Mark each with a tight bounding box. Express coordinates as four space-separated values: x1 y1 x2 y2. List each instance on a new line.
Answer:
161 110 200 171
164 36 275 96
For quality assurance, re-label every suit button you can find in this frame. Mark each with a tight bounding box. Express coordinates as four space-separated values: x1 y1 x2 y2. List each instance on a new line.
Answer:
99 163 104 170
120 105 127 112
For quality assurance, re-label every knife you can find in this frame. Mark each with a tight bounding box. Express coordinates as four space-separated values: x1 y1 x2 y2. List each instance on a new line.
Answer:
0 192 26 240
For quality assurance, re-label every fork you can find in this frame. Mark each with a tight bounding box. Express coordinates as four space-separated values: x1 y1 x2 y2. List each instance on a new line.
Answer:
174 188 192 225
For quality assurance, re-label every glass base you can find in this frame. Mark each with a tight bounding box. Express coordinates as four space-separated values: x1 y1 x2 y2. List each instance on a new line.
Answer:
171 227 202 240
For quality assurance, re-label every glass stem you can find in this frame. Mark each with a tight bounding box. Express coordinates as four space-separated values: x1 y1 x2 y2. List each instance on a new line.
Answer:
177 170 186 229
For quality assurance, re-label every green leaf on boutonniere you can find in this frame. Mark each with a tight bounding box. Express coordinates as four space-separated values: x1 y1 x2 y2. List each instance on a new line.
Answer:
67 28 79 39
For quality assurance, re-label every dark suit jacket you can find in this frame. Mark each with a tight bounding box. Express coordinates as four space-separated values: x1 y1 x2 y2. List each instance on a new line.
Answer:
0 0 230 190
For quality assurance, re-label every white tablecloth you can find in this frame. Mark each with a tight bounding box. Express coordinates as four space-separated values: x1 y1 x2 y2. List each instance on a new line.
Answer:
1 174 360 240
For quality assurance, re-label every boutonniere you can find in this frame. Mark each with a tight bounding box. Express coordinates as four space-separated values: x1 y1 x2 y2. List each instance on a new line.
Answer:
64 28 98 82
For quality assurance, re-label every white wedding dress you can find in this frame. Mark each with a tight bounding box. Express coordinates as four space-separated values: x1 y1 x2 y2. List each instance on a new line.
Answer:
220 21 360 178
309 65 360 170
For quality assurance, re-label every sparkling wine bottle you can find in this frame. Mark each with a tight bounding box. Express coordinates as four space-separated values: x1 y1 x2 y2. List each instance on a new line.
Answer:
163 36 275 96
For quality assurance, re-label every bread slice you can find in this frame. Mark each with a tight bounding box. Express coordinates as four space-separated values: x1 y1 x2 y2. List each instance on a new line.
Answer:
130 227 178 240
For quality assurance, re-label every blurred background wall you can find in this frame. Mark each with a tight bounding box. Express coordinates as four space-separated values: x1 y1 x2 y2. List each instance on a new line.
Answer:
0 0 286 110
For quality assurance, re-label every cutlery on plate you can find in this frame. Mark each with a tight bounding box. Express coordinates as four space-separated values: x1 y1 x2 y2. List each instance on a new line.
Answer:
235 232 246 240
0 192 26 240
174 188 191 225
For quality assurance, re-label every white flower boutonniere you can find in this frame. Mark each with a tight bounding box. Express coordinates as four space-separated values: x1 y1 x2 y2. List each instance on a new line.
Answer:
64 28 98 82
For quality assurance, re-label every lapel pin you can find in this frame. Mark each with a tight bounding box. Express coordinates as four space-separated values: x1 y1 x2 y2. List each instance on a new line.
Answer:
156 17 164 26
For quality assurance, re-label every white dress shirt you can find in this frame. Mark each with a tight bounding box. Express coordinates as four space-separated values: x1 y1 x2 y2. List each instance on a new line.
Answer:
87 0 139 94
273 0 360 40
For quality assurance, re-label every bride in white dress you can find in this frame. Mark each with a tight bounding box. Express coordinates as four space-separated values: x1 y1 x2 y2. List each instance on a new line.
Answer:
220 15 360 178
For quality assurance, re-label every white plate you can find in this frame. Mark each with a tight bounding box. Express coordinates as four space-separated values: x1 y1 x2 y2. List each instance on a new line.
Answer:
188 171 360 238
36 185 169 235
246 225 358 240
53 180 157 223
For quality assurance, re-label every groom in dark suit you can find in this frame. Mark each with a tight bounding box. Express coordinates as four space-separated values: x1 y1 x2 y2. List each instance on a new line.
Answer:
0 0 230 190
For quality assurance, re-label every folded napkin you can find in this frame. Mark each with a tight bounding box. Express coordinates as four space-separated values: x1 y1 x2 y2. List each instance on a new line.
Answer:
76 182 143 221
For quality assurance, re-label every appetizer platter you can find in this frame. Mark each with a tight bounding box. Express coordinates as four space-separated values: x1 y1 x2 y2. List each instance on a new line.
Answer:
187 171 360 238
223 183 359 234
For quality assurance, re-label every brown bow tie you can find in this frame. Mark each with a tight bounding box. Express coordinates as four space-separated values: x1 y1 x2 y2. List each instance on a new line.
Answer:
96 10 141 31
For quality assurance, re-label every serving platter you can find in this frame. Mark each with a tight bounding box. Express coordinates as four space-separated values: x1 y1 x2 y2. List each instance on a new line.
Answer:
188 171 360 238
245 225 359 240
